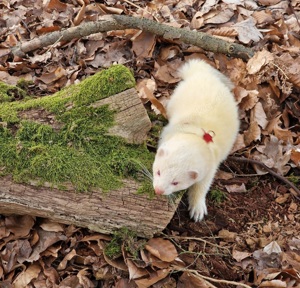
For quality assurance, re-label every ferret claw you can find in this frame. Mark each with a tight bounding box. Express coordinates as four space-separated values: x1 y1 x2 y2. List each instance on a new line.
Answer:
189 201 207 222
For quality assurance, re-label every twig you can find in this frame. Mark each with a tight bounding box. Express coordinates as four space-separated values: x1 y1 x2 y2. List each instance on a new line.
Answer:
122 0 141 9
185 269 252 288
11 15 254 60
11 16 124 57
113 15 254 60
228 156 300 197
164 234 231 253
270 61 289 79
45 35 63 54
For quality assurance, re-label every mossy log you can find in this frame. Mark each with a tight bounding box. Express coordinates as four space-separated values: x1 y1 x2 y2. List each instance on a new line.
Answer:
0 65 180 238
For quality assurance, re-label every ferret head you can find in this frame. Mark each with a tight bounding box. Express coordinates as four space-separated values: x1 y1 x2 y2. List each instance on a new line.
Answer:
152 138 210 196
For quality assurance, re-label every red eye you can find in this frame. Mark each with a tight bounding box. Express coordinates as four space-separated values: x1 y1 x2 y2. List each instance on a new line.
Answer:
157 170 160 176
172 181 178 186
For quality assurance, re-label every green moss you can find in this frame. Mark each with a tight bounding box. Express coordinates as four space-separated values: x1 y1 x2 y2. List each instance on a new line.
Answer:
137 180 155 198
104 228 145 259
0 65 154 192
16 79 35 99
0 82 28 103
209 189 227 204
287 173 300 185
75 65 135 106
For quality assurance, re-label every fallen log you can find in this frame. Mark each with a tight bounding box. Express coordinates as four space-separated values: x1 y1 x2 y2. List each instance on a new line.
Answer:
0 65 180 238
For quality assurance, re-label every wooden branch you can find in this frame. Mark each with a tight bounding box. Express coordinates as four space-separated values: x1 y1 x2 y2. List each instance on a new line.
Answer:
113 15 254 60
228 156 300 196
11 15 254 60
11 16 124 57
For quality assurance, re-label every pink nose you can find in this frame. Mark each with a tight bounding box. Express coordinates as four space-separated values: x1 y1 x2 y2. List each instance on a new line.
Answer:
155 187 164 195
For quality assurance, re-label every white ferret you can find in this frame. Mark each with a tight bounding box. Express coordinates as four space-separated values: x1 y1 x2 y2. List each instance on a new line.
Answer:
152 59 239 222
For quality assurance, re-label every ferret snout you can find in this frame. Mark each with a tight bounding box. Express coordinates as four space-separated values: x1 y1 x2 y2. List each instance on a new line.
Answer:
154 187 164 195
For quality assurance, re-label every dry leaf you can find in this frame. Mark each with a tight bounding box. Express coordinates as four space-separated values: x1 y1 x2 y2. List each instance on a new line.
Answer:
103 252 128 271
136 78 157 102
132 31 156 59
206 9 234 24
178 271 210 288
98 3 124 14
191 12 204 29
252 10 274 25
159 46 180 61
233 18 263 44
275 193 290 204
38 67 67 84
231 133 246 152
77 268 95 287
225 183 247 193
5 216 35 238
257 0 281 4
57 249 77 270
215 170 234 180
218 229 237 242
244 121 261 146
263 241 282 254
259 279 286 287
40 219 65 232
28 229 68 262
134 269 170 288
232 250 252 262
146 87 167 118
254 135 291 175
126 259 148 280
74 3 86 26
13 263 41 288
239 89 259 111
154 61 181 84
291 149 300 166
200 0 219 16
253 102 268 129
247 50 274 75
145 238 178 262
266 115 294 143
46 0 67 11
209 27 238 38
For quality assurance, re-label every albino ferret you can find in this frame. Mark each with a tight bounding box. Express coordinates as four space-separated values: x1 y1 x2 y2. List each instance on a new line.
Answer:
152 59 239 221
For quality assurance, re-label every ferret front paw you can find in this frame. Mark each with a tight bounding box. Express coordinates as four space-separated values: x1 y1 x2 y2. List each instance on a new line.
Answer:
189 201 207 222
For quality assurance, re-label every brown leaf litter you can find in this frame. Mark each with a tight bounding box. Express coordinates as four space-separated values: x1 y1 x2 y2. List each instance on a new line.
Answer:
0 0 300 286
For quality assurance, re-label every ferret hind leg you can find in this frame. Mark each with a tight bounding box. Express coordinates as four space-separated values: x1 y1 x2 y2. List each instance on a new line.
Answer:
188 169 216 222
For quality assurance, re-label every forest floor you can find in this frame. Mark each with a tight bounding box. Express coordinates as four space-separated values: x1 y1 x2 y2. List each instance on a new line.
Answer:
1 0 300 287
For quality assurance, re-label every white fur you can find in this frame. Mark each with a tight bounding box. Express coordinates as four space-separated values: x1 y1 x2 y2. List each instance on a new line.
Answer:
152 59 239 222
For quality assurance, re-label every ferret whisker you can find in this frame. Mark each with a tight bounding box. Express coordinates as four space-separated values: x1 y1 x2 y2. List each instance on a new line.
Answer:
130 159 153 181
140 168 153 181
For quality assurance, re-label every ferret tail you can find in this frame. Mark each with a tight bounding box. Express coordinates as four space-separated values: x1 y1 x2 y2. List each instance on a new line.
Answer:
179 59 234 90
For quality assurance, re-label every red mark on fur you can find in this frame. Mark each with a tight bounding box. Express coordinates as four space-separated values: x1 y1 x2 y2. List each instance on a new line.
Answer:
202 129 215 143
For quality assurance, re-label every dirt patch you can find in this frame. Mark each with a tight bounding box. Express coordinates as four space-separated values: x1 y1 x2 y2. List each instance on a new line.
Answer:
165 167 300 286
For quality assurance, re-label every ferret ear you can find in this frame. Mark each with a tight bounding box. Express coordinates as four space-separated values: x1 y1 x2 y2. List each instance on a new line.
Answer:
157 148 165 157
188 170 199 180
